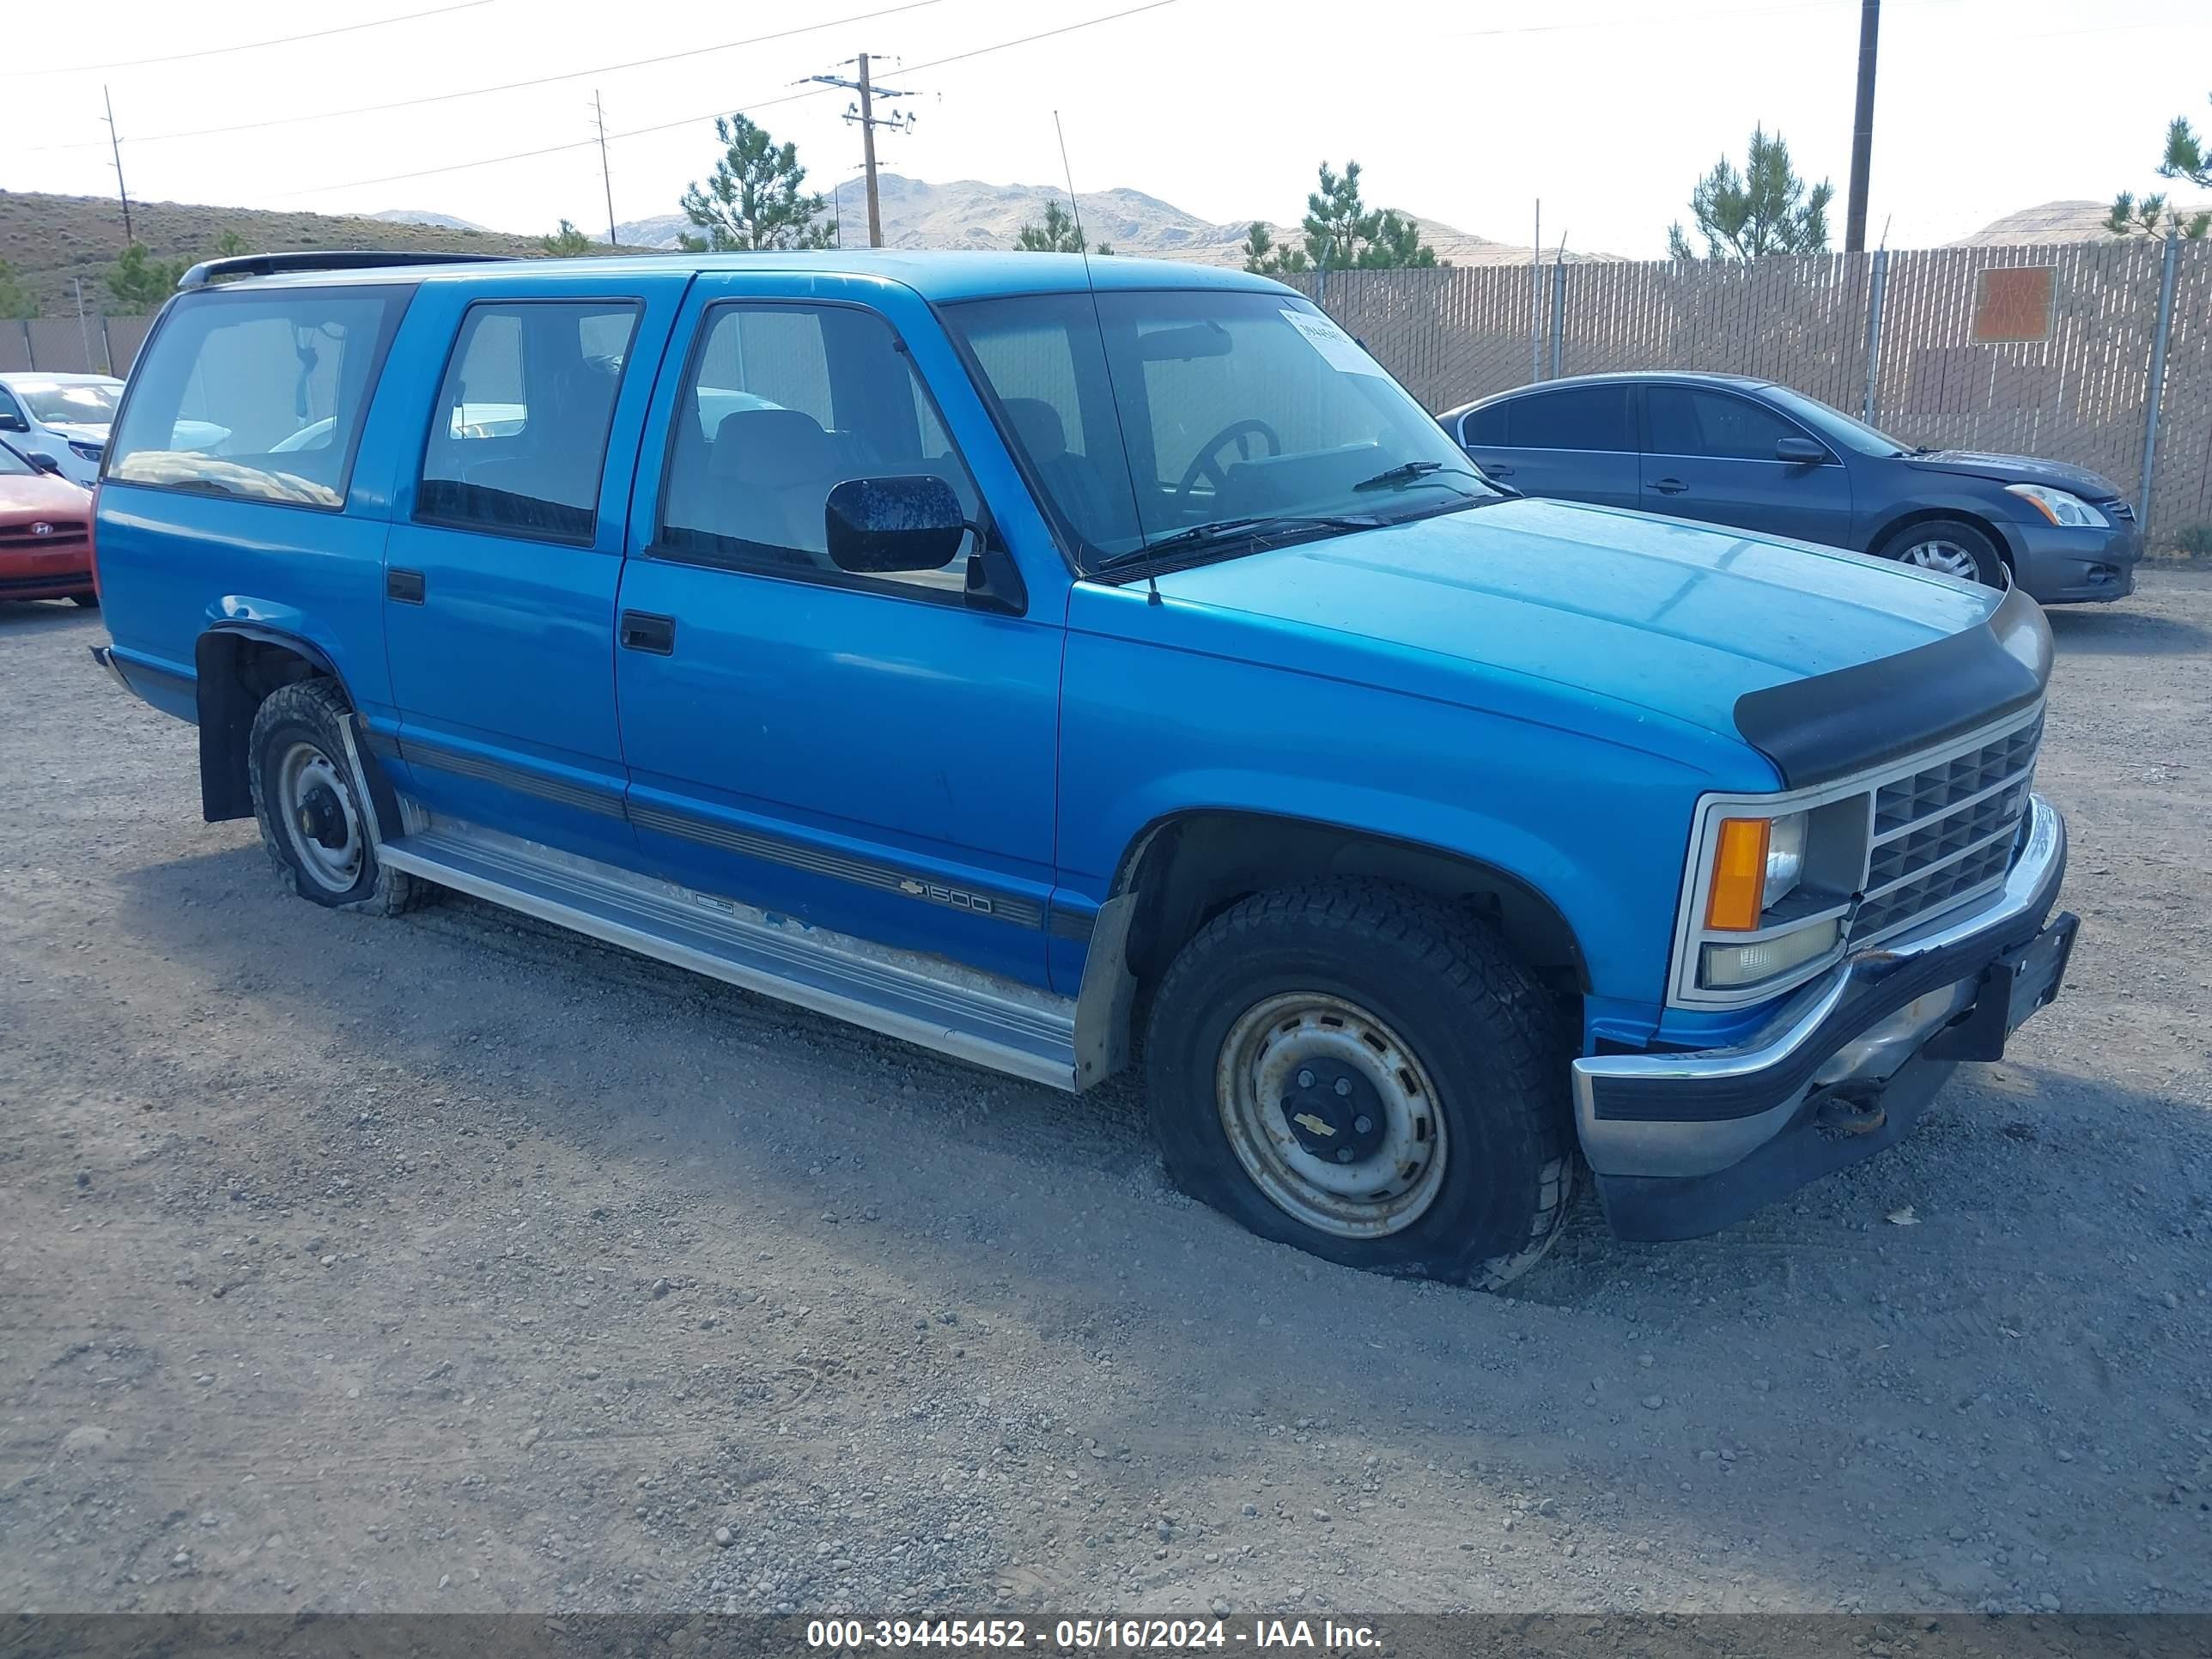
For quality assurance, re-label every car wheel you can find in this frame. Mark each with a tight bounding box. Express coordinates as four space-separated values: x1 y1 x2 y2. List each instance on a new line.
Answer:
70 593 100 609
1879 519 2006 586
1143 880 1576 1290
246 678 422 916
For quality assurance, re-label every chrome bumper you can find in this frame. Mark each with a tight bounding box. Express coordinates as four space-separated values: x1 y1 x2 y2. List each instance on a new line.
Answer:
1575 794 2069 1182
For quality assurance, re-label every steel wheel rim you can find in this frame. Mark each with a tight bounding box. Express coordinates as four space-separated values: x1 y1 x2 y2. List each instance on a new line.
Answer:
276 741 364 894
1215 992 1449 1238
1900 538 1982 580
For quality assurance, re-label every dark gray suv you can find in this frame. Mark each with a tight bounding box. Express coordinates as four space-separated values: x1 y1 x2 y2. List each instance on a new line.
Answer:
1440 371 2140 604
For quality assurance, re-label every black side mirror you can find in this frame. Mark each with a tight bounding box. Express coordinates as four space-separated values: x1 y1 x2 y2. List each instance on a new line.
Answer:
25 451 64 477
0 413 28 434
824 476 967 574
1774 435 1828 465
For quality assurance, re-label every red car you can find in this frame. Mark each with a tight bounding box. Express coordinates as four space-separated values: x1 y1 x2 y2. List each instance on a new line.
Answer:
0 439 96 605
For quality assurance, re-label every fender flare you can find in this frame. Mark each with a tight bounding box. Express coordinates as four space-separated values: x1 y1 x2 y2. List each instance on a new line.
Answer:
191 624 400 837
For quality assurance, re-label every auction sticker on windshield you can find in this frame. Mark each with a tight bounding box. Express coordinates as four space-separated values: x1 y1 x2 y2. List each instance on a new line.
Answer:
1279 308 1386 375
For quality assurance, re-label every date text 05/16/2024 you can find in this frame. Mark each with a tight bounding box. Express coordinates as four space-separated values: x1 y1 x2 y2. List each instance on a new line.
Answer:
805 1618 1382 1650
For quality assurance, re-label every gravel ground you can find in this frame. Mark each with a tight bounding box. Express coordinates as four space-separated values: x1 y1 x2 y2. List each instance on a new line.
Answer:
2 577 2208 1620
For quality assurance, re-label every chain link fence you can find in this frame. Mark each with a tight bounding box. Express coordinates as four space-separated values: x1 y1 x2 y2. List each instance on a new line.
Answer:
1291 238 2210 541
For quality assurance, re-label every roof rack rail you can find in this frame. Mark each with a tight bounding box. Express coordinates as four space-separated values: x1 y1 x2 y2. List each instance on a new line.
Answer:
177 249 515 292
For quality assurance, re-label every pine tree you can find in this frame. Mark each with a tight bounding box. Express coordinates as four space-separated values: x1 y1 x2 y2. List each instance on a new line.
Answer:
540 219 597 256
1013 200 1087 253
2109 99 2212 239
1667 127 1832 260
0 260 38 320
679 114 834 252
106 244 188 310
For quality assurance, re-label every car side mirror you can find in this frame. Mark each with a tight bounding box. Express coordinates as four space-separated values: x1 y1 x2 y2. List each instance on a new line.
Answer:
25 451 64 477
1775 436 1828 465
0 412 28 434
823 476 968 574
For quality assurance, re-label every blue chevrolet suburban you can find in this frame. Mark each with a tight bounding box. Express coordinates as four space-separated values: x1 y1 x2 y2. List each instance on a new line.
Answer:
88 248 2076 1287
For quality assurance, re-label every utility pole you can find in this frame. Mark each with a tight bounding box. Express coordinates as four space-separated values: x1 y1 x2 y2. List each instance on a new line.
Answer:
807 55 918 248
593 90 617 246
1844 0 1881 253
103 85 133 247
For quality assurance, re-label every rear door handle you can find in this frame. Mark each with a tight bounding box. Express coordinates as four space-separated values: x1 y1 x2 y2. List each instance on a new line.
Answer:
386 568 426 604
619 611 676 655
1650 477 1689 495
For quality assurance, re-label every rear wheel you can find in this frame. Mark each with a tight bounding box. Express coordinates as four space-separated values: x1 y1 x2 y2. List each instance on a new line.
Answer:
246 678 421 916
1879 519 2005 586
1143 881 1575 1289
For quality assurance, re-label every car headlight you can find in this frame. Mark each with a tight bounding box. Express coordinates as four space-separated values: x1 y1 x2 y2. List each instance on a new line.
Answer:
2005 483 2107 529
67 440 104 463
1702 810 1808 931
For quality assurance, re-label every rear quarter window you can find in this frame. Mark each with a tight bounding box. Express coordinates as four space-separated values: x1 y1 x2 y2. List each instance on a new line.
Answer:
106 286 410 509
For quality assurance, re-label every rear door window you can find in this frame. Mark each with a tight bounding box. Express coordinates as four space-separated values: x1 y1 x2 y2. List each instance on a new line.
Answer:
106 287 409 508
1506 386 1632 451
1645 386 1802 459
416 299 641 544
1458 403 1509 446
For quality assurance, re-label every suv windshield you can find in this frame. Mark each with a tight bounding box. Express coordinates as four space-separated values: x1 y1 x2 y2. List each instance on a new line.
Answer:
17 380 121 428
942 289 1500 574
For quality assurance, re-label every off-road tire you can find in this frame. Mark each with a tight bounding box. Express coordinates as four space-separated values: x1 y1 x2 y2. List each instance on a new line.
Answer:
1143 879 1576 1289
246 678 422 917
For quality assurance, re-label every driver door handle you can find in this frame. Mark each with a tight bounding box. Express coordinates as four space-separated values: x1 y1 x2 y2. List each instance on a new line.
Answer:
620 611 675 655
1649 477 1689 495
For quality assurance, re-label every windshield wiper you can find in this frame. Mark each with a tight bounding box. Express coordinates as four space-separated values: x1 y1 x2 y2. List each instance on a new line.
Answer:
1352 460 1487 494
1093 512 1385 574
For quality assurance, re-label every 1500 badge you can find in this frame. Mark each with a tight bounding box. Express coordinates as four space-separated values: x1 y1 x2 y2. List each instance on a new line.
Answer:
898 877 995 915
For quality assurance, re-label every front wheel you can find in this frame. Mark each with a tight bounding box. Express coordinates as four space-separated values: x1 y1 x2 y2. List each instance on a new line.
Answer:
1878 519 2006 586
246 678 422 916
1143 881 1575 1289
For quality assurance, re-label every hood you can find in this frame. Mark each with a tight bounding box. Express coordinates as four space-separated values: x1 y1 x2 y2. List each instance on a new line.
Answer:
0 471 94 519
1905 448 2123 501
42 422 109 447
1139 498 1999 749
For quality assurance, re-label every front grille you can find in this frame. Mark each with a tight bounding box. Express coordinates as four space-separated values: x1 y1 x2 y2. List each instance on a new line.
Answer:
1851 710 2042 944
0 520 89 550
2106 500 2136 523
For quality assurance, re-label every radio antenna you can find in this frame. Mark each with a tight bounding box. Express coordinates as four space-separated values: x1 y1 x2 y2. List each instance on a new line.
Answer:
1054 110 1158 605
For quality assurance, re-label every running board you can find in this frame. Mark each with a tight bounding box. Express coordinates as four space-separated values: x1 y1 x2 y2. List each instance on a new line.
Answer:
377 821 1080 1091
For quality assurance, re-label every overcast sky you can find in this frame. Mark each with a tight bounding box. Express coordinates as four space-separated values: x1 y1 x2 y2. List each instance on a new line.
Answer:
8 0 2209 258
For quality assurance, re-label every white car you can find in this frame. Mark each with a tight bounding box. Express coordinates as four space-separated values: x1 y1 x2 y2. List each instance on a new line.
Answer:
0 373 123 487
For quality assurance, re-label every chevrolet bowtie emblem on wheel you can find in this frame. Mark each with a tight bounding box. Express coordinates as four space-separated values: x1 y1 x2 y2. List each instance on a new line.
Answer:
1291 1112 1335 1138
30 522 53 537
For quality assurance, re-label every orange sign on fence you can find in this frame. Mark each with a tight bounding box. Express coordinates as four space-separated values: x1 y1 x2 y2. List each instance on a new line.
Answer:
1971 265 2057 343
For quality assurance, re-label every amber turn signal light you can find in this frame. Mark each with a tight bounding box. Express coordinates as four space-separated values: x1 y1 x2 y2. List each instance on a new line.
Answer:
1704 817 1771 932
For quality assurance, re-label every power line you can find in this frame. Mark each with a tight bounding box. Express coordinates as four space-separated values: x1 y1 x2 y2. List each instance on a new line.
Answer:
22 0 954 154
7 0 498 77
283 0 1180 199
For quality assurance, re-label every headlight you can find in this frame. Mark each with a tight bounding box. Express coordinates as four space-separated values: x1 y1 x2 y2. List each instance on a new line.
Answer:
1702 810 1808 931
67 440 105 463
2005 483 2107 529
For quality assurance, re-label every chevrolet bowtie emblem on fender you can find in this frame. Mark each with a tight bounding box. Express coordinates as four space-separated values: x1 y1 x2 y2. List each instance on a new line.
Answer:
30 522 53 537
1291 1112 1336 1138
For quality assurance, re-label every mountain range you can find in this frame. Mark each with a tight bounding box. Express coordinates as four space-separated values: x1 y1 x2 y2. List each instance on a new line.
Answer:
610 173 1617 265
